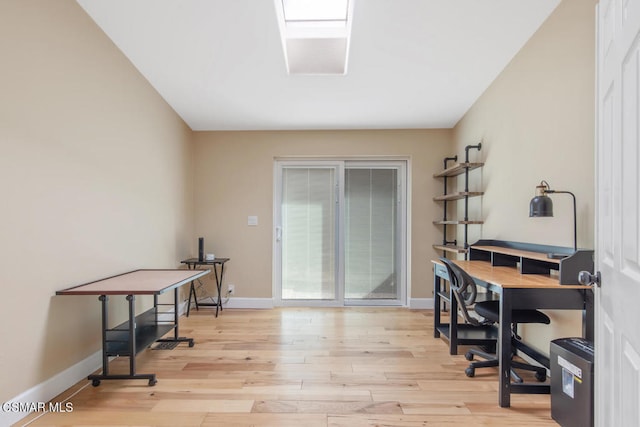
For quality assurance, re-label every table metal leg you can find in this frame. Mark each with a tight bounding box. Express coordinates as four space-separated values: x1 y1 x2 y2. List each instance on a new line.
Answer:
88 294 157 387
499 289 513 408
186 261 223 317
449 285 459 355
186 280 200 316
213 263 226 317
156 287 194 347
127 295 137 376
584 289 595 341
98 295 109 376
185 262 200 317
434 273 441 338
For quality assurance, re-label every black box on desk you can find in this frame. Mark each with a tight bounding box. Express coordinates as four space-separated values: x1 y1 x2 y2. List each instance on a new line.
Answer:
550 338 594 427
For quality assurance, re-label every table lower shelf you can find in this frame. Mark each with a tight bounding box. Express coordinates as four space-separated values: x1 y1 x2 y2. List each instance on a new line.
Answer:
104 307 180 356
105 324 175 356
435 323 498 348
93 305 194 387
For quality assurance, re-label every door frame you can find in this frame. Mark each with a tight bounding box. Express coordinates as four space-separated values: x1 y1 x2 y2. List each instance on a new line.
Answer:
272 156 411 307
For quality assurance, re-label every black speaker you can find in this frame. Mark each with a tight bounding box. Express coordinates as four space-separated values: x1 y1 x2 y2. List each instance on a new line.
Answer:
198 237 204 261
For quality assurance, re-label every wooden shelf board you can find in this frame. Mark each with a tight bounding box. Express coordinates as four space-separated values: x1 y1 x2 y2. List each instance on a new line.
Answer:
433 220 484 225
433 192 484 202
433 162 484 178
470 245 562 265
433 244 468 254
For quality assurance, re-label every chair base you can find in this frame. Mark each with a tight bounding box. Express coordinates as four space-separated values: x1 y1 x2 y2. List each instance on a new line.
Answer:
464 345 547 383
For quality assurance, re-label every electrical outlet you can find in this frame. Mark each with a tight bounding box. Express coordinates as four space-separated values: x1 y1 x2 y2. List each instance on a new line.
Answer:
227 284 235 294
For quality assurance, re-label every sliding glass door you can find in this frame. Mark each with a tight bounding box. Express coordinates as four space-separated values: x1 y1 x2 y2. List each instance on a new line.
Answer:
274 159 406 306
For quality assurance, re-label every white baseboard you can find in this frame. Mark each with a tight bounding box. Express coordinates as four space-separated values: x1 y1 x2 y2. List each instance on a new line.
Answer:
218 298 427 310
178 299 189 316
2 350 102 427
223 298 274 309
408 298 434 309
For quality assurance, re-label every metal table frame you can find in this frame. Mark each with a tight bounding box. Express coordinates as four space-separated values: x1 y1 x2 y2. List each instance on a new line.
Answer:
181 258 230 317
56 269 209 386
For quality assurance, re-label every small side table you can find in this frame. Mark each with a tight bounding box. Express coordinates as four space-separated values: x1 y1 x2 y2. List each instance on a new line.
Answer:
180 258 230 317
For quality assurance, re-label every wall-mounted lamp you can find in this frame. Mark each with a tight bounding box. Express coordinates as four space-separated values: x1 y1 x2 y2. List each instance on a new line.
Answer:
529 180 577 258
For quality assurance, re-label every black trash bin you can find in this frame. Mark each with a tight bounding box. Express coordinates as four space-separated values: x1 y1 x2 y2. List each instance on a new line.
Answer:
550 337 594 427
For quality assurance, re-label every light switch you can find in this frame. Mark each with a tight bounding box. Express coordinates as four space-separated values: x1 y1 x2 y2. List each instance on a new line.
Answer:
248 215 258 226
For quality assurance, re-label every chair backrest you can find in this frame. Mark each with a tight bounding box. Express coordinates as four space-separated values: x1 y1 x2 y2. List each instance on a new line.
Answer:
439 258 486 326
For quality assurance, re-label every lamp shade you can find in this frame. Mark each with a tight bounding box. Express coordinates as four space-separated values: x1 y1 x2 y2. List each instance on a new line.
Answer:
529 194 554 217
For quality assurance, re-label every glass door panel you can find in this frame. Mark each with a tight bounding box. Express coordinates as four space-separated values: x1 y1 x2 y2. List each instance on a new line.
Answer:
281 166 337 300
344 167 399 301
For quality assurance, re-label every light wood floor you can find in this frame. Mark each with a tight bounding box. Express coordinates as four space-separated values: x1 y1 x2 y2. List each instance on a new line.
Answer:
17 307 558 426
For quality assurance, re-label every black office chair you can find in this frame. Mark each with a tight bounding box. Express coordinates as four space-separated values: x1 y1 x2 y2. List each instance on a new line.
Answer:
440 257 549 382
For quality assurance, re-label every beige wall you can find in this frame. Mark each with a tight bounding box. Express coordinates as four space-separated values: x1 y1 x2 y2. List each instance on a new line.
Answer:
0 1 193 401
192 130 451 301
0 0 598 407
452 0 597 348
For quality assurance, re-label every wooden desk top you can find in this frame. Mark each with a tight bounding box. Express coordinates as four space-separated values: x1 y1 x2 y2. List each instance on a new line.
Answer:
56 269 210 296
433 259 590 290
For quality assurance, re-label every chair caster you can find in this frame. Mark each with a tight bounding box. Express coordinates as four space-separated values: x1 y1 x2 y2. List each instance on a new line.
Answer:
465 352 474 361
465 367 475 377
511 372 524 383
148 379 157 386
535 371 547 382
91 379 100 387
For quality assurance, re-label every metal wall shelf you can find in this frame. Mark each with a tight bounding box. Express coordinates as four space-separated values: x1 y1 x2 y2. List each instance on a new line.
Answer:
433 143 483 258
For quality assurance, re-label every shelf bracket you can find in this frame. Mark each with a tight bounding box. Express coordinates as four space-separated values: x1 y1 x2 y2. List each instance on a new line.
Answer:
443 155 458 170
464 142 482 163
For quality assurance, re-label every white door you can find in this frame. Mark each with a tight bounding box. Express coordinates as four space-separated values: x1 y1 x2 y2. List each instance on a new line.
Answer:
596 0 640 425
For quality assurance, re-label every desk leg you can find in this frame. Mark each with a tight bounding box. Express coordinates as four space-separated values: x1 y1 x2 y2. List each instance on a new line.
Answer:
449 286 459 355
187 262 224 316
186 262 200 317
213 263 225 317
186 280 200 317
584 289 595 341
88 295 157 387
156 288 194 348
434 272 441 338
98 295 109 376
127 295 137 377
172 289 179 339
499 290 513 408
186 282 192 317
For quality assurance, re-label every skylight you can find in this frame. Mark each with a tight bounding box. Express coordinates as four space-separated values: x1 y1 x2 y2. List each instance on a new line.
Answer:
282 0 348 21
275 0 354 75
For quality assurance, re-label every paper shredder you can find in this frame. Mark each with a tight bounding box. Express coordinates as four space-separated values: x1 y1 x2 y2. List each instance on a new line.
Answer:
550 337 594 427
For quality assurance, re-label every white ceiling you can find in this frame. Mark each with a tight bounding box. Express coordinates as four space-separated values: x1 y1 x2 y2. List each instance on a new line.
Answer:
77 0 561 131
